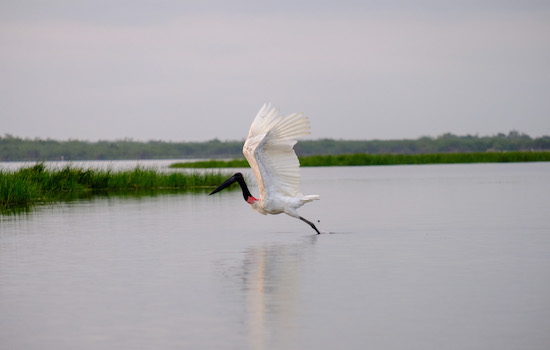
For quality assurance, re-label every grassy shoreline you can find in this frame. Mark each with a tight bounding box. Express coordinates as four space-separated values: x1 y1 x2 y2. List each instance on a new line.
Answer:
1 163 230 211
170 151 550 168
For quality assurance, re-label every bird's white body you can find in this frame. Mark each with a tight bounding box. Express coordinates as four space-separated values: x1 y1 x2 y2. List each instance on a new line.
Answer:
243 103 320 219
210 103 321 233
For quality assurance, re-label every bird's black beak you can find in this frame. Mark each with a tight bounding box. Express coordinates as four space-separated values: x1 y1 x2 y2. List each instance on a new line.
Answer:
209 173 241 195
209 172 254 203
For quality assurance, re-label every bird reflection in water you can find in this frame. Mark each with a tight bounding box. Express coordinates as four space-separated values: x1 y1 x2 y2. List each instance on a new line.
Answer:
242 238 317 350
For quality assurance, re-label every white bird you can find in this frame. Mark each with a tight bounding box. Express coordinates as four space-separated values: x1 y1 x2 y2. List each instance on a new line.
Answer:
210 103 321 234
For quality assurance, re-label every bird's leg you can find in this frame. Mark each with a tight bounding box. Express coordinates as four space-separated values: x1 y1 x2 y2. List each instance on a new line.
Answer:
299 216 321 234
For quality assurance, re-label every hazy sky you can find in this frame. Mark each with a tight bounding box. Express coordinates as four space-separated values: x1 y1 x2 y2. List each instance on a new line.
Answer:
1 1 549 141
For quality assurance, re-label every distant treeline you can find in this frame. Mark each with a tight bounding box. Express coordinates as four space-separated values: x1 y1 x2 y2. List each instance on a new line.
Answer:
1 131 549 162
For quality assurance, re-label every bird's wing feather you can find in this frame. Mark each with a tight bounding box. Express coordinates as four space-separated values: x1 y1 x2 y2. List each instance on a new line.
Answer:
243 103 310 198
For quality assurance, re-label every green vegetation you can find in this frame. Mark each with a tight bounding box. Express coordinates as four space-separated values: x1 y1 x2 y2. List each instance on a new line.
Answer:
1 131 549 161
171 159 249 168
170 151 550 168
296 131 550 155
1 163 230 212
299 152 550 166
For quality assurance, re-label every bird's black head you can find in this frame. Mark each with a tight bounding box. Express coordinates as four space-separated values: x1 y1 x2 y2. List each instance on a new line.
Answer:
209 172 254 202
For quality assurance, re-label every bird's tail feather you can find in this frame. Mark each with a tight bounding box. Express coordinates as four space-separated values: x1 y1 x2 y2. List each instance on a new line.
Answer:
301 195 320 203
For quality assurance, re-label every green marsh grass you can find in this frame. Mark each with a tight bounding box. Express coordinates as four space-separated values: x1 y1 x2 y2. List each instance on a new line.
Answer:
299 151 550 166
170 151 550 168
171 159 249 168
1 163 230 212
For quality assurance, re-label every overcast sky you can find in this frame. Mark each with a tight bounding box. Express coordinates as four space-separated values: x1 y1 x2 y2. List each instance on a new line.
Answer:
1 1 549 141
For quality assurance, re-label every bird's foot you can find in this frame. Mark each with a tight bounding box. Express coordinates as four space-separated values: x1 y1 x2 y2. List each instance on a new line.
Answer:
299 216 321 234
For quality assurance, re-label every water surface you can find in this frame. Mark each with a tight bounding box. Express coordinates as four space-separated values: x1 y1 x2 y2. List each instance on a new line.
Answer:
1 163 549 349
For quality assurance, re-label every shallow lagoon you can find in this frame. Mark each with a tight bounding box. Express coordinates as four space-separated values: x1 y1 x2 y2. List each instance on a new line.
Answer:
1 163 549 349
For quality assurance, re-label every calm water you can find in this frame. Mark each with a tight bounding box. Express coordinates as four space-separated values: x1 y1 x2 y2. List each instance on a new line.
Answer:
1 163 549 350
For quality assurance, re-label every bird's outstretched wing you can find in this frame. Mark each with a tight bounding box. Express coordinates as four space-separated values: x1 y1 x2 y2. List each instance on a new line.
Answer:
243 103 310 199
